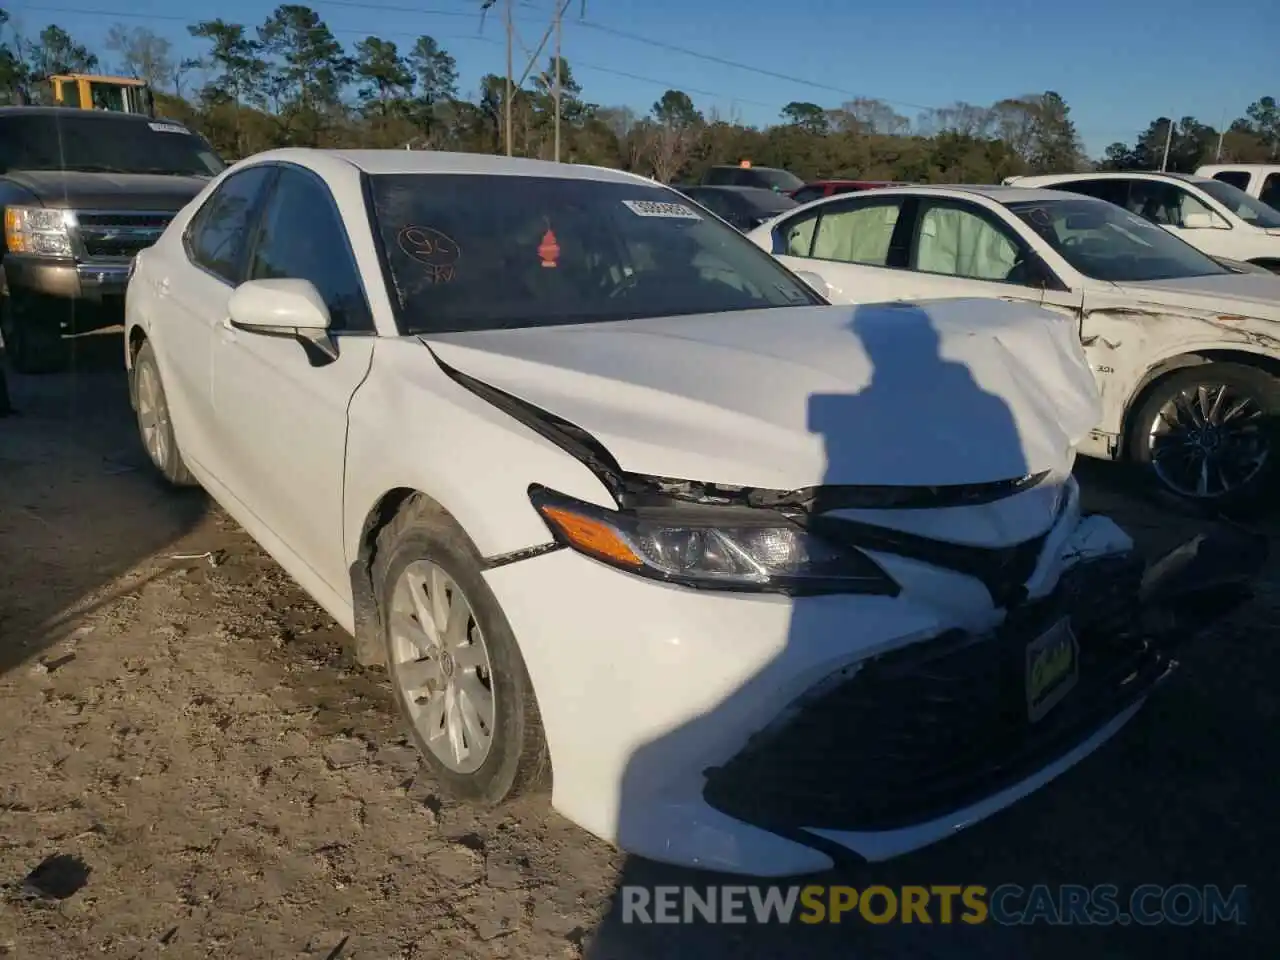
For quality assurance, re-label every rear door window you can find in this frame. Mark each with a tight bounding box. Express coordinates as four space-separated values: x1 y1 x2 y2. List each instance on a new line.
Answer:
1212 170 1252 190
1260 173 1280 212
810 198 907 267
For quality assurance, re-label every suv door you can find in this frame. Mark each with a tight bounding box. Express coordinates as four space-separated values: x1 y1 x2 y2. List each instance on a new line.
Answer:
163 164 275 473
768 193 913 303
210 164 377 595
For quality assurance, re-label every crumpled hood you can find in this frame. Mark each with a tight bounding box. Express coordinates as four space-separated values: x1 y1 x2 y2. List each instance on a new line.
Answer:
420 299 1100 490
1119 273 1280 321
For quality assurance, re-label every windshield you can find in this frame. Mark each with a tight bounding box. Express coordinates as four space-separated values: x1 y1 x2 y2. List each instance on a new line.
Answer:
369 174 822 334
1007 197 1230 282
0 114 224 176
1193 178 1280 229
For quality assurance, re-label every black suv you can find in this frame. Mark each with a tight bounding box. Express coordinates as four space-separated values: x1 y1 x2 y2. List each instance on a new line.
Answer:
0 107 225 372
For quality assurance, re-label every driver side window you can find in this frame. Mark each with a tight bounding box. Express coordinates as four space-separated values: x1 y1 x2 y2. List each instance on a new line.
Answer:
246 167 374 333
911 201 1024 283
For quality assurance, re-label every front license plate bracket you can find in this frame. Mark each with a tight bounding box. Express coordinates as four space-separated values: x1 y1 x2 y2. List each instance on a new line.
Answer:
1025 617 1079 722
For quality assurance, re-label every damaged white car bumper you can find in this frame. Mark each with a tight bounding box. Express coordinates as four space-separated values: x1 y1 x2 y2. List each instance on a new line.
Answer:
481 474 1237 876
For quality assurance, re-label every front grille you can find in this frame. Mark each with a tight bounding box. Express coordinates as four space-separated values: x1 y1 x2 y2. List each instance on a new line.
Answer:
703 554 1171 834
75 212 174 259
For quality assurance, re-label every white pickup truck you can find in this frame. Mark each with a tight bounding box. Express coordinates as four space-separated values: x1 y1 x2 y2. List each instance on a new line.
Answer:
1196 163 1280 213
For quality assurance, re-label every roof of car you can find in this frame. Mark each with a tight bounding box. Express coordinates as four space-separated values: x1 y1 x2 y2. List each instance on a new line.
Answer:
244 147 659 186
805 179 903 186
797 183 1072 205
1011 171 1218 186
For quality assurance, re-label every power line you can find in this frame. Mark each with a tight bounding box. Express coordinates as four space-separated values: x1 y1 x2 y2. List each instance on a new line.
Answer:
8 3 789 114
7 1 1160 137
4 4 515 42
570 18 939 114
13 2 939 113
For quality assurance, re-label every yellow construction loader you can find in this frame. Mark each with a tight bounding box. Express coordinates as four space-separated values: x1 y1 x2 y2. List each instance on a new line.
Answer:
46 74 155 116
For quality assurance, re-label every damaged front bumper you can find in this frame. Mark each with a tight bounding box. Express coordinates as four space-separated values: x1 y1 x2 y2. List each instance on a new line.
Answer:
702 527 1266 865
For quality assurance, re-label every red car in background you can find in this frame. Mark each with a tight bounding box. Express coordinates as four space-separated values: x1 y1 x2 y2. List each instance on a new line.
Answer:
790 179 905 204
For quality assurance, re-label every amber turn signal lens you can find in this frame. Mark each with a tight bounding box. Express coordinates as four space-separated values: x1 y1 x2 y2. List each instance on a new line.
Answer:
538 505 643 568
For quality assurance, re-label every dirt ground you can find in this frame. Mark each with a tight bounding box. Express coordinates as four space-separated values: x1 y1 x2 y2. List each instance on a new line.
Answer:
2 332 1277 959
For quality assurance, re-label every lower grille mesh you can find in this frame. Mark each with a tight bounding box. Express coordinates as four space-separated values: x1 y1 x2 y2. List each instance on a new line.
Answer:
703 555 1168 833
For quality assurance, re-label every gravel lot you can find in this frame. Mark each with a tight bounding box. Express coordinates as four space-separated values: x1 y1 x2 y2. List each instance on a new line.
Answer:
1 332 1276 959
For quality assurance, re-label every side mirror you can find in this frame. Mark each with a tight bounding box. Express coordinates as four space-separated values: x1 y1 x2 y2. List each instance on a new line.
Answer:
793 270 833 301
227 278 338 365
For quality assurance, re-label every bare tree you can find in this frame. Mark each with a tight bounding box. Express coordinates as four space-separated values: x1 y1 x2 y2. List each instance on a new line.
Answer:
105 24 175 89
990 96 1040 161
836 97 909 135
642 120 702 182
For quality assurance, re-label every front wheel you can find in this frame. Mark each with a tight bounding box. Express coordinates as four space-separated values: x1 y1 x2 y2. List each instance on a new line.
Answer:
1128 362 1280 515
372 499 549 804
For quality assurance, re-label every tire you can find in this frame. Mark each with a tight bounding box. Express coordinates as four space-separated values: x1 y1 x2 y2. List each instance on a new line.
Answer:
1127 362 1280 516
130 339 196 487
372 498 549 804
1 293 68 374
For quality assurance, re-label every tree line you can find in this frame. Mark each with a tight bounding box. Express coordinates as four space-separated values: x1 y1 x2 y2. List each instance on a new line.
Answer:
1 6 1276 184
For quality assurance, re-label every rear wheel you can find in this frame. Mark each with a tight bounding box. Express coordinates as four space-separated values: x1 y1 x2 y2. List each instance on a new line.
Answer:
373 499 548 804
131 339 196 486
1128 362 1280 515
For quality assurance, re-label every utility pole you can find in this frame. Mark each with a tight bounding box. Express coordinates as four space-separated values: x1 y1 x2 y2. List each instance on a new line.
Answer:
553 0 563 162
504 0 514 156
1159 118 1173 172
1215 110 1227 162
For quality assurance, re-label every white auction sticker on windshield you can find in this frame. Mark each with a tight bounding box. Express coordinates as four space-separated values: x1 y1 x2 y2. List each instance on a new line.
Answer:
622 199 701 220
149 122 190 134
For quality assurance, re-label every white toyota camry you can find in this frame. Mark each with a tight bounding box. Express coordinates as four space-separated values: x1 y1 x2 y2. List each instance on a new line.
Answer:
123 149 1261 876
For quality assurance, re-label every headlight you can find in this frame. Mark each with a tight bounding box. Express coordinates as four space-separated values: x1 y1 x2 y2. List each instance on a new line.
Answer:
529 486 899 596
4 206 74 257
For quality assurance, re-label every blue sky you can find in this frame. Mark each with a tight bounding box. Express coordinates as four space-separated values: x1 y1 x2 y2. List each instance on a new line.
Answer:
8 0 1277 157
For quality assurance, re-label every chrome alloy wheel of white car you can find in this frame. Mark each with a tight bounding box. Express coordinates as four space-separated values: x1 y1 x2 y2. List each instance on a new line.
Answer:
387 559 497 774
135 359 170 471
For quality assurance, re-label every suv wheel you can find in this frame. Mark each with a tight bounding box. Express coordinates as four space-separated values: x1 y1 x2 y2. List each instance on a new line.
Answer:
1 293 69 374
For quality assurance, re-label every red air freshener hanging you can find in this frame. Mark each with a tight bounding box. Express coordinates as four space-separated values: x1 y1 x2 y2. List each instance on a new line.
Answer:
538 228 560 268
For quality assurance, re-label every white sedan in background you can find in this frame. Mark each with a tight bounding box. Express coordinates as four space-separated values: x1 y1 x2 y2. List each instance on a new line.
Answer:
1007 171 1280 272
748 184 1280 511
124 149 1258 876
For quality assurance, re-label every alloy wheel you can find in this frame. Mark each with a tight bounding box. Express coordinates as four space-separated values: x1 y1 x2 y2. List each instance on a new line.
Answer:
388 559 496 774
135 362 170 470
1147 382 1269 499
